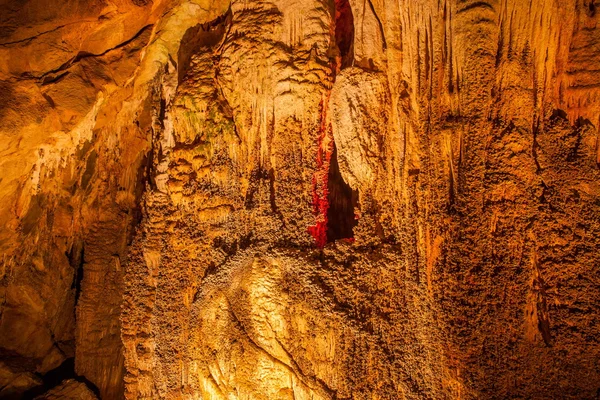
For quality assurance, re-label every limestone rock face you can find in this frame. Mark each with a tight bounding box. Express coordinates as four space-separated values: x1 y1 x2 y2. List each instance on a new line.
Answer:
0 362 43 399
1 0 600 399
34 379 98 400
329 67 389 190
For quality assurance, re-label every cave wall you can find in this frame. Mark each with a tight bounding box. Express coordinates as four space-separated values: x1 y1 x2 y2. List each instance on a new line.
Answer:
1 0 599 399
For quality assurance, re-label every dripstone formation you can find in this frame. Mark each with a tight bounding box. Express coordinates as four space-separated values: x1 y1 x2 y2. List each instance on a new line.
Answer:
1 0 599 399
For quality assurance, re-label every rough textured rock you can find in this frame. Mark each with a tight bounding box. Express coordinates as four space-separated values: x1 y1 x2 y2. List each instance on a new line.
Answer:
0 362 43 399
1 0 600 399
34 379 98 400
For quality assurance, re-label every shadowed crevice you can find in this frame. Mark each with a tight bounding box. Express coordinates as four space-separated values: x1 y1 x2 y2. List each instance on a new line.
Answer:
327 142 358 242
20 358 101 400
177 8 232 83
334 0 355 69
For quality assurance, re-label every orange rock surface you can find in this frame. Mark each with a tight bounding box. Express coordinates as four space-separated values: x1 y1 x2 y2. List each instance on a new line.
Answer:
1 0 599 398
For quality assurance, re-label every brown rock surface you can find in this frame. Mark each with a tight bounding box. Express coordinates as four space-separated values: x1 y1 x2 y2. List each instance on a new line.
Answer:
1 0 600 399
0 362 43 399
34 379 98 400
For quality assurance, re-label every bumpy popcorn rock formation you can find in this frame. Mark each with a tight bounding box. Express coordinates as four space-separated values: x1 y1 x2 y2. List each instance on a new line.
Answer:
1 0 600 399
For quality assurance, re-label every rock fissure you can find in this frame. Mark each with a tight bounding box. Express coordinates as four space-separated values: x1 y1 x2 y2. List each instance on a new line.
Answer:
31 24 154 81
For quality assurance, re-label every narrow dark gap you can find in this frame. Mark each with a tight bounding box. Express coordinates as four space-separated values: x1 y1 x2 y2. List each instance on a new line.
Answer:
69 245 85 306
323 0 357 244
334 0 355 70
127 153 150 246
20 358 101 399
327 143 358 243
80 150 97 191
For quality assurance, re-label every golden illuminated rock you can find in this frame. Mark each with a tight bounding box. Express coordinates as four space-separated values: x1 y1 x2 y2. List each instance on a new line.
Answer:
1 0 600 399
34 379 98 400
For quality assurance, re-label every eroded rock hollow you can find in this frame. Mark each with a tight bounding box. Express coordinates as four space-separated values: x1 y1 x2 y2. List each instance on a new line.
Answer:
1 0 600 398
